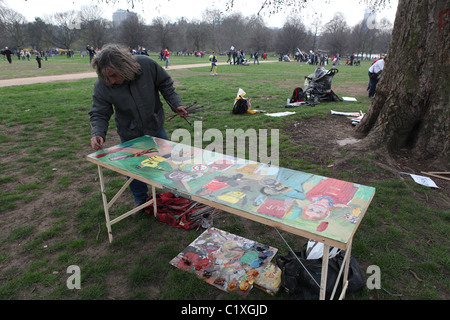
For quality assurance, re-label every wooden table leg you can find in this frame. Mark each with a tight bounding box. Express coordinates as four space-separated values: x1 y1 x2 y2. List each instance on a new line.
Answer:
97 165 158 242
319 244 330 300
339 241 352 300
152 185 157 217
329 240 353 300
97 165 113 243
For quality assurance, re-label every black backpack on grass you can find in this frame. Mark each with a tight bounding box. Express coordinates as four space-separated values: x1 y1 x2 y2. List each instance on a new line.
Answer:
290 87 305 103
232 98 249 114
276 249 365 300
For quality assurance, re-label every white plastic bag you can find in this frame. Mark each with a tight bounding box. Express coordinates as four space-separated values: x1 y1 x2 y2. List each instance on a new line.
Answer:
306 240 341 260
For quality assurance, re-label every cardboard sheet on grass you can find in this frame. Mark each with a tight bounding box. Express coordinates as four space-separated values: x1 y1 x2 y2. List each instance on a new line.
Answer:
170 227 280 296
331 110 364 125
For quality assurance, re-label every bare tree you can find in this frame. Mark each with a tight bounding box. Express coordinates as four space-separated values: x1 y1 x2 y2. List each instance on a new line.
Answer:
350 20 377 58
80 5 112 49
335 15 392 59
0 0 7 44
185 20 210 52
46 10 81 49
26 17 50 51
0 7 26 49
149 16 174 51
172 17 190 52
276 17 310 55
372 17 393 54
310 17 322 52
116 14 148 48
202 8 224 52
219 13 247 50
320 13 350 55
246 15 272 53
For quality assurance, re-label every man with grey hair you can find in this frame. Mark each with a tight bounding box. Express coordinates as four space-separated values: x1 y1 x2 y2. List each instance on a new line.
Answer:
89 43 187 215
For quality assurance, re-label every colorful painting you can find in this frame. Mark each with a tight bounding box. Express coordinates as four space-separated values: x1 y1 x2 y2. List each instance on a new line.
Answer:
169 227 278 295
87 135 376 247
254 263 282 295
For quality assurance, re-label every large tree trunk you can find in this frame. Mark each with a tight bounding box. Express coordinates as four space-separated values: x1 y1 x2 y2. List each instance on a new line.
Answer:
356 0 450 168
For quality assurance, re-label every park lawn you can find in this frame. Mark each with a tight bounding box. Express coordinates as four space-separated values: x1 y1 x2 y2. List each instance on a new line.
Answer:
0 58 448 301
0 51 276 80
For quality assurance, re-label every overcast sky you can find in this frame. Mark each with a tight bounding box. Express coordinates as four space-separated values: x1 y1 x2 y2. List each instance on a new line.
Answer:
5 0 398 28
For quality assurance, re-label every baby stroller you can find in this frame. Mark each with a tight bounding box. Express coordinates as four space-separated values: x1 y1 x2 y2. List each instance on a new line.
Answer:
304 66 341 104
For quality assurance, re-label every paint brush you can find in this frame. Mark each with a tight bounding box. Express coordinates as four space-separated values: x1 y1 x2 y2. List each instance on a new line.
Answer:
165 99 192 125
165 100 204 126
185 101 198 110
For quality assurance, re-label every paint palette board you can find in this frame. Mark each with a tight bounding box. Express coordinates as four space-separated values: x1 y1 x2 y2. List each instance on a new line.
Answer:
169 227 278 296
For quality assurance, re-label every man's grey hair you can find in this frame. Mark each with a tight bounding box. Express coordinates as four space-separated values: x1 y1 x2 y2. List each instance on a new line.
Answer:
91 44 142 86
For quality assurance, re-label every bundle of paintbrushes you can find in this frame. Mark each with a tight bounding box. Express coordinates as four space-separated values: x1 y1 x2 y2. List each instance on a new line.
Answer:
166 101 205 126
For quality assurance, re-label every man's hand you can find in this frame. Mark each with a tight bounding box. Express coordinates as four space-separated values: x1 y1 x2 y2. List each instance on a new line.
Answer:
91 136 104 151
176 106 188 118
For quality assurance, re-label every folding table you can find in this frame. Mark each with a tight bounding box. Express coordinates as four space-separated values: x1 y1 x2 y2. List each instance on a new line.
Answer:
86 135 375 300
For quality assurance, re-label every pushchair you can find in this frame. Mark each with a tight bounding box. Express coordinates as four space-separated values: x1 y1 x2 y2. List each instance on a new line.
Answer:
304 66 341 104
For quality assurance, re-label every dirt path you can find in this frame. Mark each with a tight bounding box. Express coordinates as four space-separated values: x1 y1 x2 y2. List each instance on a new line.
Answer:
0 71 98 87
0 61 276 88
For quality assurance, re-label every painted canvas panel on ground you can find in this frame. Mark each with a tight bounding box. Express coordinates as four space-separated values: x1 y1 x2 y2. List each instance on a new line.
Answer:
87 136 376 246
169 227 278 295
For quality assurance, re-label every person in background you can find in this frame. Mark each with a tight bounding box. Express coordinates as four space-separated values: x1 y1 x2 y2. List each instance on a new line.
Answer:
36 52 42 68
253 51 259 65
164 47 170 69
86 45 96 63
2 46 12 63
209 51 218 75
368 55 386 98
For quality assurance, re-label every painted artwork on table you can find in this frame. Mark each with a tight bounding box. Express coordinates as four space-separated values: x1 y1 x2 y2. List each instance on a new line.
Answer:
87 135 376 247
169 227 278 295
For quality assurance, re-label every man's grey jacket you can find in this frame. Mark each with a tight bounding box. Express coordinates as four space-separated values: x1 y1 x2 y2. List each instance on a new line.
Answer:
89 55 182 142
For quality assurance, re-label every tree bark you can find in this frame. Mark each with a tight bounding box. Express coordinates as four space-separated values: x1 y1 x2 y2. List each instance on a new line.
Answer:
356 0 450 168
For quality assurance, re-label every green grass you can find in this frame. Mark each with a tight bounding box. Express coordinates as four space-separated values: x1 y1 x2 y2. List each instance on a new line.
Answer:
0 52 269 79
0 55 448 302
